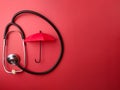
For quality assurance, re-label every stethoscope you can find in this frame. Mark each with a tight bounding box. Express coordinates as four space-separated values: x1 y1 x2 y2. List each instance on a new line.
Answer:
3 10 64 75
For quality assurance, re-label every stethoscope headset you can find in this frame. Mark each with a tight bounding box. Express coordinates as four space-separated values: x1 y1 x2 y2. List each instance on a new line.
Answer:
3 10 64 75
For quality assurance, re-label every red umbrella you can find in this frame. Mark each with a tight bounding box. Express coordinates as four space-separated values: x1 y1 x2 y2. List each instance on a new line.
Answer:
25 31 55 63
25 31 55 42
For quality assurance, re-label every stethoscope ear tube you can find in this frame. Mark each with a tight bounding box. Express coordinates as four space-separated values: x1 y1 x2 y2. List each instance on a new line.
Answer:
3 23 26 74
3 10 64 75
4 23 25 39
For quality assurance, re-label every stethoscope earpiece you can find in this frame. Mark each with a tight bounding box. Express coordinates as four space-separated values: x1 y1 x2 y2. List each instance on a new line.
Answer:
7 54 19 65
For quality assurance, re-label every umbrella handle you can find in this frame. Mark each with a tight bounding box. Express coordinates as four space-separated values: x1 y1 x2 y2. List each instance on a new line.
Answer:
35 59 40 63
35 41 41 63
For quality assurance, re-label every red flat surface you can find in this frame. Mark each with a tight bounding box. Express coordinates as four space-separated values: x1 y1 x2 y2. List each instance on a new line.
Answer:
0 0 120 90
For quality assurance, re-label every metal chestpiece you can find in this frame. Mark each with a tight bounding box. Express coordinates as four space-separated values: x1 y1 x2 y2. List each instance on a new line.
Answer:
7 54 19 65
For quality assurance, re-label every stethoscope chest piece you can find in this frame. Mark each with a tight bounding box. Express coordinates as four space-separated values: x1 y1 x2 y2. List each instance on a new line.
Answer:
7 54 19 65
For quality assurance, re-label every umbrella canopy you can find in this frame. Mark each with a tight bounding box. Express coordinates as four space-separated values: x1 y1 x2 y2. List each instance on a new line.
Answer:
24 31 56 63
24 32 55 42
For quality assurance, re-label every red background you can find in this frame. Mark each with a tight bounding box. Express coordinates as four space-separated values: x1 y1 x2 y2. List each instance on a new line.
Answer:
0 0 120 90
